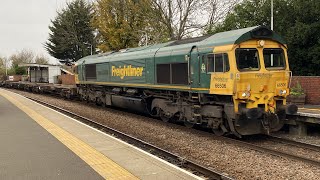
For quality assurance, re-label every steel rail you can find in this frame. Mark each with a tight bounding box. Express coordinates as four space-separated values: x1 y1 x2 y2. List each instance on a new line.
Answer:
25 96 233 180
268 135 320 153
218 136 320 167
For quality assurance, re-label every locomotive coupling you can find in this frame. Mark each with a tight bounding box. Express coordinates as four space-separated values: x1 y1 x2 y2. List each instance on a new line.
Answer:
245 108 263 119
286 104 298 115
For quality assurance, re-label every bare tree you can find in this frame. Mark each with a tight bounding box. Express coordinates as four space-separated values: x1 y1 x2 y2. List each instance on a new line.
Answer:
207 0 239 26
34 54 49 65
150 0 238 40
9 49 35 68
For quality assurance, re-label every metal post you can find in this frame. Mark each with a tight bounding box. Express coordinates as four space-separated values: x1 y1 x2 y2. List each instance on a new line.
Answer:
271 0 274 30
5 58 7 77
271 0 274 66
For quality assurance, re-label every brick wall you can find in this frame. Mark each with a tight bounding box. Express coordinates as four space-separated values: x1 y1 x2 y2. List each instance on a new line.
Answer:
291 76 320 105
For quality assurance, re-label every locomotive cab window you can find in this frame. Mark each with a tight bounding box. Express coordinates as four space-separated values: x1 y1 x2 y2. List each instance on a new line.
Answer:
205 53 230 73
236 48 260 71
263 48 286 69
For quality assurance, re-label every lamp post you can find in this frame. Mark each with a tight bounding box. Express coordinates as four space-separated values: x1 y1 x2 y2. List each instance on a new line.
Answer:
270 0 274 66
5 57 7 77
271 0 274 30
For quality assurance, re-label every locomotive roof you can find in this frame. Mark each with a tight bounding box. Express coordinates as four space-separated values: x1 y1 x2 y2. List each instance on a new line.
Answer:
77 26 286 64
198 26 286 47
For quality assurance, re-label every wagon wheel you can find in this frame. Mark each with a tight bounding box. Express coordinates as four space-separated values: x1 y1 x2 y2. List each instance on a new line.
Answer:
184 119 195 128
212 127 225 136
212 124 227 136
159 109 170 123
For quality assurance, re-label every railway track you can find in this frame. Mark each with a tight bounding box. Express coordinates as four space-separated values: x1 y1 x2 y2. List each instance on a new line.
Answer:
25 95 233 180
268 135 320 153
225 135 320 167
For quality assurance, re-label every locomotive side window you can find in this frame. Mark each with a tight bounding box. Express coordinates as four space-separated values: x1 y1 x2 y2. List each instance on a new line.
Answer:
206 53 230 73
263 48 286 69
236 48 260 71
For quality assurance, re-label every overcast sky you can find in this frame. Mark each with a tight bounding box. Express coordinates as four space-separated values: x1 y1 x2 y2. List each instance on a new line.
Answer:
0 0 72 63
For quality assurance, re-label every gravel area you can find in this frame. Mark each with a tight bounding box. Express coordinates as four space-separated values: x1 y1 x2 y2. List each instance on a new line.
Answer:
8 89 320 180
245 137 320 161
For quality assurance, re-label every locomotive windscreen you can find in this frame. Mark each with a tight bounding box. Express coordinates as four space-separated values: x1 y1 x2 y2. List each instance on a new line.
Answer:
236 48 260 71
263 48 286 69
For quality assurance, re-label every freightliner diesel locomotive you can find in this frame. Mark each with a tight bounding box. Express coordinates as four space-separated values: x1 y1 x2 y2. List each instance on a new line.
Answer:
74 26 297 137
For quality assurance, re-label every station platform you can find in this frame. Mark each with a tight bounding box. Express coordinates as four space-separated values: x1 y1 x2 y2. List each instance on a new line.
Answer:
0 89 201 180
298 105 320 118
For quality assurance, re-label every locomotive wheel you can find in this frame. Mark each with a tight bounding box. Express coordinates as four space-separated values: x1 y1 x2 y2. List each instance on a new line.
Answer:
159 109 170 123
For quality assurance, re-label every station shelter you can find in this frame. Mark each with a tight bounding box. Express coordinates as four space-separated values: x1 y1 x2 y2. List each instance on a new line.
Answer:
18 63 72 84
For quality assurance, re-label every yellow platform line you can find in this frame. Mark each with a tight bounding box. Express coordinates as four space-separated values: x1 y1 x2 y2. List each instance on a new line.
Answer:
0 91 139 180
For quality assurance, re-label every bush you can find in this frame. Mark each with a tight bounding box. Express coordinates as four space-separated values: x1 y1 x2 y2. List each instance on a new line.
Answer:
290 81 305 96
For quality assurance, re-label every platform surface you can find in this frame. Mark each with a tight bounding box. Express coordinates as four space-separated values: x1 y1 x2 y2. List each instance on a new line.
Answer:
0 92 102 179
298 105 320 118
0 89 201 180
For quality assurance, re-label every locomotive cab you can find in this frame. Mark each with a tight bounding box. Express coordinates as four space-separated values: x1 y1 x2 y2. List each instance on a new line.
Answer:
205 27 298 136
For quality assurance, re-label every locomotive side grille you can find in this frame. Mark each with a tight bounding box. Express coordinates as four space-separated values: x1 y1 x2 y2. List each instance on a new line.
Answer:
85 64 97 81
157 63 188 85
156 64 170 84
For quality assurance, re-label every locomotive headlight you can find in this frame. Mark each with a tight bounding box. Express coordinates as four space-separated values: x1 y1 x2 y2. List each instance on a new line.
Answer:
279 90 287 95
241 91 250 98
258 40 265 47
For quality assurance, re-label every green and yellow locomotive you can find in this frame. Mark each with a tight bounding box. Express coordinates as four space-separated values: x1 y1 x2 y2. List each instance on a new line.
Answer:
74 26 297 137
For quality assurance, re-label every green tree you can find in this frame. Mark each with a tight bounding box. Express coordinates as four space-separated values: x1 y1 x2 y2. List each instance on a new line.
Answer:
92 0 152 51
207 0 320 76
45 0 96 64
0 56 7 80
